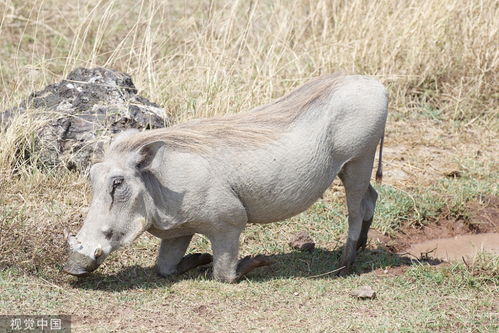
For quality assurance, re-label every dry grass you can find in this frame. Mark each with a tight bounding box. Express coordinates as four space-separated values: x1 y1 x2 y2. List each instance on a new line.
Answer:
0 110 55 171
0 0 498 331
1 0 497 123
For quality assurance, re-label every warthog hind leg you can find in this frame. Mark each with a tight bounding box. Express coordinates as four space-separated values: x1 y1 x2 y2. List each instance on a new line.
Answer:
337 155 377 276
357 217 373 251
337 239 358 276
357 185 378 251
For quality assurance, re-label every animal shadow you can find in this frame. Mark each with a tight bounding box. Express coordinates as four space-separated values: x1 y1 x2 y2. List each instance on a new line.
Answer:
71 245 438 292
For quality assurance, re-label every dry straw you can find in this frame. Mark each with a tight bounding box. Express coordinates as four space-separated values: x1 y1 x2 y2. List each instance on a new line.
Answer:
1 0 497 124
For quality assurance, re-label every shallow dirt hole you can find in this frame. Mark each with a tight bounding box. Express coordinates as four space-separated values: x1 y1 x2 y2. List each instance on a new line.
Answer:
405 232 499 261
374 196 498 263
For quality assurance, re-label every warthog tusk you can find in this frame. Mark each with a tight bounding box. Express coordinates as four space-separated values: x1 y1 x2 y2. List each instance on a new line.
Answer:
137 217 147 229
94 246 103 258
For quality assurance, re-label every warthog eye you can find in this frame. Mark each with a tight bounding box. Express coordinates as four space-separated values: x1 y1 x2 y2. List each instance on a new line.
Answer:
112 177 124 188
109 176 125 209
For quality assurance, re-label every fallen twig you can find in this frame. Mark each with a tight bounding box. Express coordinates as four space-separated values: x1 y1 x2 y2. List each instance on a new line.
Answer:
308 266 345 278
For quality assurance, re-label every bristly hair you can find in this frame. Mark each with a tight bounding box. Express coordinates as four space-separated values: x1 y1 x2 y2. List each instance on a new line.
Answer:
109 73 345 155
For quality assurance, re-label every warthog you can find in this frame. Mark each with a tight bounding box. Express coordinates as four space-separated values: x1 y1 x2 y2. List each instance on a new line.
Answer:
63 74 388 282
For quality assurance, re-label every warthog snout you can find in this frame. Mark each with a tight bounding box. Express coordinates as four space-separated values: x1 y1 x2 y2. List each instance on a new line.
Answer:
63 251 100 277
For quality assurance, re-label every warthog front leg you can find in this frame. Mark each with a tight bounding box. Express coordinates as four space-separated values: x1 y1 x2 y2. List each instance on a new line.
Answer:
209 228 274 283
209 229 241 283
156 235 212 277
176 253 213 274
236 255 274 280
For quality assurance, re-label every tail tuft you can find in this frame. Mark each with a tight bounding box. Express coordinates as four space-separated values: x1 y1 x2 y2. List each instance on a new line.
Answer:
375 168 383 184
375 132 384 184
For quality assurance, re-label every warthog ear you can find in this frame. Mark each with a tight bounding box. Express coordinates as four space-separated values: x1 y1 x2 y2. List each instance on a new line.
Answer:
135 141 165 169
109 129 140 151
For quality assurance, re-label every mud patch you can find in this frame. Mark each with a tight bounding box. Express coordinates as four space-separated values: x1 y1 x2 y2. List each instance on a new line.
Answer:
373 196 498 262
405 233 499 261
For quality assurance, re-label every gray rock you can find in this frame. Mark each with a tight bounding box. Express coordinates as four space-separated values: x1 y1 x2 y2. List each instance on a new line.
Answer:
2 67 169 171
351 285 377 299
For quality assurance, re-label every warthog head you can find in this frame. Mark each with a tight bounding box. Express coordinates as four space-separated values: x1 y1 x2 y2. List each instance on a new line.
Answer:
63 138 164 276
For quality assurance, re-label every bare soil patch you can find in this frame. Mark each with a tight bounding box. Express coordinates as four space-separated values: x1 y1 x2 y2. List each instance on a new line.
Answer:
406 233 499 261
372 195 498 262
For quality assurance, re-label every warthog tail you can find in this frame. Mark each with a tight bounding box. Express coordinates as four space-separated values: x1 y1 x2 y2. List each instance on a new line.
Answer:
375 131 384 184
